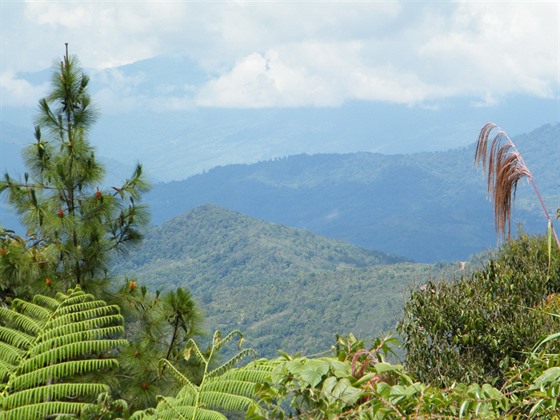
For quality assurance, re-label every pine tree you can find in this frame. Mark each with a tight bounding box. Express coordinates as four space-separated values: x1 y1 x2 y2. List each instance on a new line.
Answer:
0 45 205 413
0 44 149 298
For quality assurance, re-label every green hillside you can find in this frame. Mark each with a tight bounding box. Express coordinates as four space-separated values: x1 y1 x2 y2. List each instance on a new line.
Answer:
114 205 459 356
146 123 560 262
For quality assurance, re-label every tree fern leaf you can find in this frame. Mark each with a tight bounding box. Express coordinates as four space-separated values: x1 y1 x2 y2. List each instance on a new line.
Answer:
32 326 124 355
159 359 195 392
184 338 207 364
212 330 243 351
128 407 158 419
1 400 85 419
0 326 33 349
0 341 25 366
41 314 123 340
155 396 228 420
202 378 259 398
158 405 227 420
11 299 50 320
18 339 127 374
197 390 259 413
0 359 16 380
56 299 115 316
220 363 277 383
2 382 107 409
10 359 120 390
207 348 256 379
31 294 61 311
54 291 91 306
0 308 41 336
48 306 121 328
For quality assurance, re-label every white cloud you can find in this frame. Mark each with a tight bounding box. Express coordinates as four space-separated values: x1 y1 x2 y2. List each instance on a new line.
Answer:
92 68 194 113
416 2 559 99
0 72 48 107
196 49 340 108
0 1 558 109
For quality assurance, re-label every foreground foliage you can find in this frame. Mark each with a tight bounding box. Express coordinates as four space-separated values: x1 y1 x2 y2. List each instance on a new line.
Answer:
131 330 273 420
0 286 126 419
0 44 149 299
0 46 204 414
399 233 560 386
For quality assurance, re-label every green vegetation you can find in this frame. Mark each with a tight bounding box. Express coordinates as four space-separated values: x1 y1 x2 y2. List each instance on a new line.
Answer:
0 46 203 413
0 45 148 297
132 330 273 419
0 287 126 418
399 233 560 386
113 204 448 356
3 48 560 419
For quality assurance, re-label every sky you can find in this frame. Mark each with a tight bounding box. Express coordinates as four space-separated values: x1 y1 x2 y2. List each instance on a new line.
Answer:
1 0 559 112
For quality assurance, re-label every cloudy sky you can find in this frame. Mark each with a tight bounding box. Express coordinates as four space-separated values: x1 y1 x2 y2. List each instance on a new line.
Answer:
1 1 559 111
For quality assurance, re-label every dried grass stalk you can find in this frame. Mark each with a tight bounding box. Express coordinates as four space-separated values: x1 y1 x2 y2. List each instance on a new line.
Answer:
474 123 559 249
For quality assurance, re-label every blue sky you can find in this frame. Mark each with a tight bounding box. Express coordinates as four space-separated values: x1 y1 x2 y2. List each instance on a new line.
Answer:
1 1 559 111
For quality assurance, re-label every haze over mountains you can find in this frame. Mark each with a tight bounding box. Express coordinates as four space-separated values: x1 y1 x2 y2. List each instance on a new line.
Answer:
1 54 559 182
145 123 559 262
1 55 559 263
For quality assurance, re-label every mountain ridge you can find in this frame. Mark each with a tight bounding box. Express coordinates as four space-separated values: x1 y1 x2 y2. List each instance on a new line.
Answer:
113 204 446 356
143 123 559 262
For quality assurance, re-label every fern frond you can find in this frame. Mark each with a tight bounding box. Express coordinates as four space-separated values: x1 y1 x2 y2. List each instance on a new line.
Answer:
184 338 207 364
159 359 196 393
19 339 127 373
55 299 116 316
202 378 259 398
128 407 158 419
1 400 85 420
0 326 33 349
3 382 107 409
198 390 259 413
212 329 243 351
57 293 95 307
48 305 122 328
32 326 124 355
0 308 41 336
152 331 269 419
156 396 227 420
0 287 126 418
0 341 25 366
10 299 51 321
221 362 276 383
31 294 61 311
41 314 123 341
0 359 17 380
207 348 256 379
10 358 120 390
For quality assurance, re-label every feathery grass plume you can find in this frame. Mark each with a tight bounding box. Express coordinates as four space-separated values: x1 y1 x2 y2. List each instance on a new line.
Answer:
475 123 560 249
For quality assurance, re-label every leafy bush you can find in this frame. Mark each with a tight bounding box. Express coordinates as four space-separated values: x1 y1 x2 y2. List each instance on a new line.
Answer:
398 233 560 386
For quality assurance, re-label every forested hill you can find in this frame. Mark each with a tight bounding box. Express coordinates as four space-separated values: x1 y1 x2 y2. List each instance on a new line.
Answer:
113 205 449 356
146 123 559 262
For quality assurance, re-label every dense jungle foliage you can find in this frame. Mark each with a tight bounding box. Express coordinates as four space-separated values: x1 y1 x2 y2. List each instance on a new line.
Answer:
1 48 560 418
113 204 451 356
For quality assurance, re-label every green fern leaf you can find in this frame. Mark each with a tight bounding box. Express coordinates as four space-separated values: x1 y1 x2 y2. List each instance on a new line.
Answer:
151 330 271 419
0 286 126 418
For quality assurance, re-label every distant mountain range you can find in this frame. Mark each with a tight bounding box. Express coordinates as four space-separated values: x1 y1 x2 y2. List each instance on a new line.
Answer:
144 123 559 262
112 204 452 356
2 121 558 262
2 54 559 182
